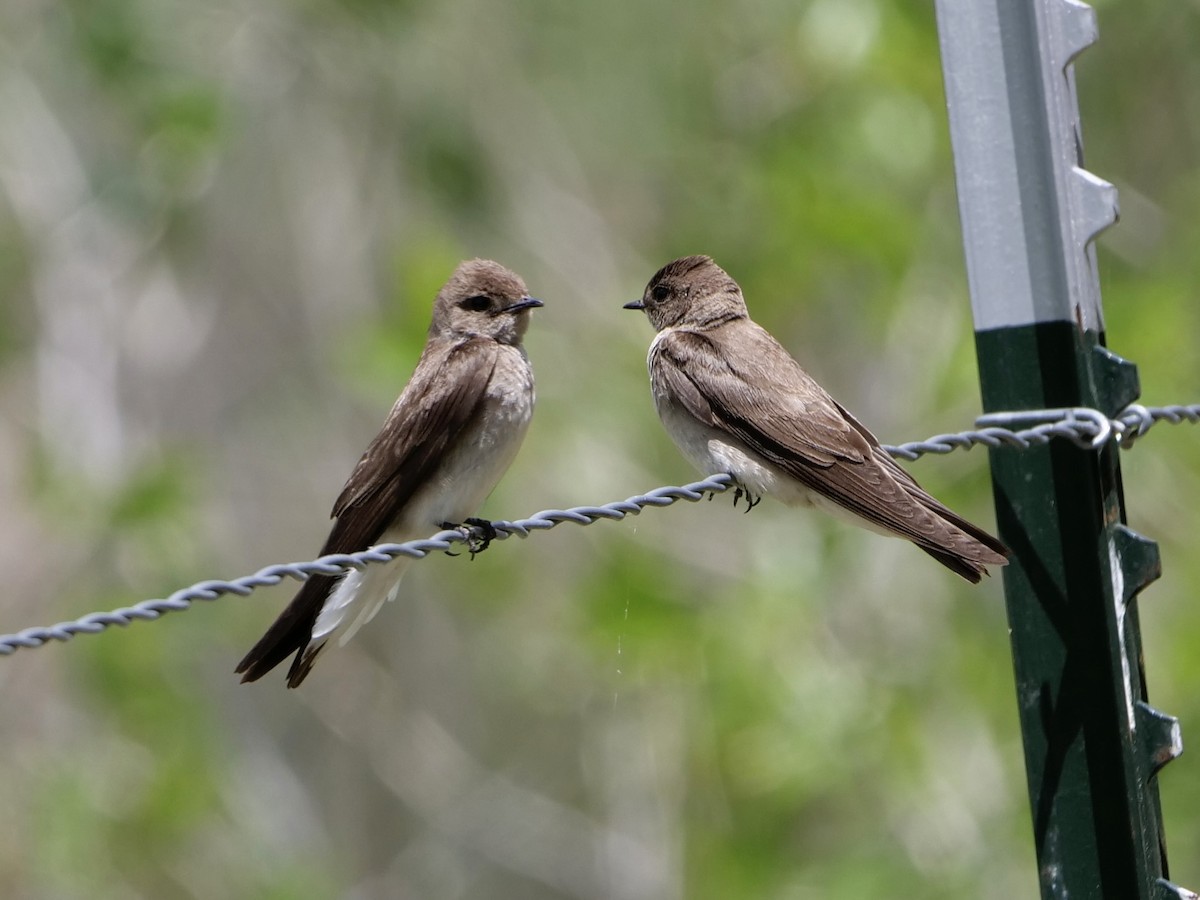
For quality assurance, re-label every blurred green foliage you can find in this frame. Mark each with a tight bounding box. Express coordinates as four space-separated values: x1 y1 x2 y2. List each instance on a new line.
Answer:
0 0 1197 898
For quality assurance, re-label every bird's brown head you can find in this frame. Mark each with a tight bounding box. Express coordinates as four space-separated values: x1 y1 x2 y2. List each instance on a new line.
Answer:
432 259 543 345
624 255 746 331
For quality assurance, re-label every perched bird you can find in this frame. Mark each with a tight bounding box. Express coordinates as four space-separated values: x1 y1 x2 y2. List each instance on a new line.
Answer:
237 259 542 687
624 255 1007 582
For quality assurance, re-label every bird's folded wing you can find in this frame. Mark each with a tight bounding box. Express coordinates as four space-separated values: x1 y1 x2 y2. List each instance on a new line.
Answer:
324 337 499 553
651 328 943 543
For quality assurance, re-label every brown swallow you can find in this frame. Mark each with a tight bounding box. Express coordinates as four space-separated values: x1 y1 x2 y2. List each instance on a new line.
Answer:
625 255 1007 582
238 259 542 686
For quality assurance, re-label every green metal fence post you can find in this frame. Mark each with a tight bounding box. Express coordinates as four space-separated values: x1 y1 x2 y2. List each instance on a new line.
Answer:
932 2 1192 897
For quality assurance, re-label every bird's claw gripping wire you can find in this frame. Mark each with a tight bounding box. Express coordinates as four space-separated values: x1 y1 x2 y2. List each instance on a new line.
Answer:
440 518 498 560
730 485 762 513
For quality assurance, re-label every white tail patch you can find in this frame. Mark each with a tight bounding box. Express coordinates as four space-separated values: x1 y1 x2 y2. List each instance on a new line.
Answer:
310 555 414 648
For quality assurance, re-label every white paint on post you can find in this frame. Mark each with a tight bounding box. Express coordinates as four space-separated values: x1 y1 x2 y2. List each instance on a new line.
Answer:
935 0 1118 332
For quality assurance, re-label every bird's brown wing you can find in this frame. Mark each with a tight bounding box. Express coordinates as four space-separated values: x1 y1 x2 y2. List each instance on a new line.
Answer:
831 396 1007 559
651 324 1003 561
327 338 499 545
236 337 499 683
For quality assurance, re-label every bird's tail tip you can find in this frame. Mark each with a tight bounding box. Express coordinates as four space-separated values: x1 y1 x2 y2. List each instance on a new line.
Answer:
285 641 326 689
921 540 1009 583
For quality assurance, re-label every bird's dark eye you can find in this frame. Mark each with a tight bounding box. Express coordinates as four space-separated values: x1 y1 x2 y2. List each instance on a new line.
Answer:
461 295 491 312
651 284 670 303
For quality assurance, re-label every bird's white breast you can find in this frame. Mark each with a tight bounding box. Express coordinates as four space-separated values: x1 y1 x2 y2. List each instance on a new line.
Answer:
406 343 536 529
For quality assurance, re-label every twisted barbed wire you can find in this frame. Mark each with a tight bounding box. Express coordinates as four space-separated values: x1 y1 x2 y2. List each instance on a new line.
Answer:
0 475 735 657
3 401 1198 657
884 403 1200 460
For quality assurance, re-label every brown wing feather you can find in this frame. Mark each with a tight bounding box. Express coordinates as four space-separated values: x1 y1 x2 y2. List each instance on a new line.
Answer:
653 326 1007 568
236 338 499 683
830 398 1007 558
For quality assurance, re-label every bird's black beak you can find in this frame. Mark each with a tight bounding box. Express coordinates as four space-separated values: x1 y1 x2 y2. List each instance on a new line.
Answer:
503 297 545 314
623 299 645 311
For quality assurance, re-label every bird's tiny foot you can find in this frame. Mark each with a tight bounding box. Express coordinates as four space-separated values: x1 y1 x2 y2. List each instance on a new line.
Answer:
729 484 761 513
462 517 497 560
439 519 495 559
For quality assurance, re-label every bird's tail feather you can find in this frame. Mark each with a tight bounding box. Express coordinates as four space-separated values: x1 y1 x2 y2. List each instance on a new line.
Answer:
235 573 336 684
923 499 1009 563
286 639 327 688
237 556 412 688
877 448 1010 569
314 556 413 647
917 543 989 583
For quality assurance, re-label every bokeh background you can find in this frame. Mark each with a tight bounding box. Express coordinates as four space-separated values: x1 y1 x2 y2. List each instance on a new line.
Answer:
1 1 1198 897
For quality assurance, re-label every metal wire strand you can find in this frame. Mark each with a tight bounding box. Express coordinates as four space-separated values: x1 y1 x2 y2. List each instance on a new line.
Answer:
882 402 1200 460
2 401 1197 657
0 475 735 656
